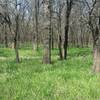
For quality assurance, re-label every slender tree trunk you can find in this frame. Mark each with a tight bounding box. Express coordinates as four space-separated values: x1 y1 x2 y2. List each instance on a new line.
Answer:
14 15 20 63
58 35 63 60
57 0 63 60
4 24 8 48
64 0 73 59
64 25 69 59
64 17 68 59
51 26 54 50
35 0 39 51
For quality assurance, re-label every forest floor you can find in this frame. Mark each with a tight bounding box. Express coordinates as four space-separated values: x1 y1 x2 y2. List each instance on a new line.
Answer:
0 47 100 100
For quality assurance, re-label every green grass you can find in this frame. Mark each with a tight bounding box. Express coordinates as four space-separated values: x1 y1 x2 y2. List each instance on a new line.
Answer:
0 47 100 100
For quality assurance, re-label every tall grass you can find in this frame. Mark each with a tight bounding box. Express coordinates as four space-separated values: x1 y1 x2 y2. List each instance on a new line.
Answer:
0 47 100 100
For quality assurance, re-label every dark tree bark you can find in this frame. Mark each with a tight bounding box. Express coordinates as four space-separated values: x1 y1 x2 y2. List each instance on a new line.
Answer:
64 0 73 59
57 0 64 60
4 24 8 48
58 35 63 60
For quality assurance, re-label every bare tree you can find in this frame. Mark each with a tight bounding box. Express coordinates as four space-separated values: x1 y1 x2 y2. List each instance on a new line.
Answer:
64 0 73 59
35 0 40 50
42 0 54 64
57 0 64 60
84 0 100 73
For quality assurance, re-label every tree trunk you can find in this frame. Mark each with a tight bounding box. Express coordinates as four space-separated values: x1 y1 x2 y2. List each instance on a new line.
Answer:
58 35 63 60
43 0 52 64
92 26 100 73
51 26 54 50
43 34 51 64
14 15 20 63
64 0 73 59
35 0 39 51
4 24 8 48
64 25 69 59
93 43 100 73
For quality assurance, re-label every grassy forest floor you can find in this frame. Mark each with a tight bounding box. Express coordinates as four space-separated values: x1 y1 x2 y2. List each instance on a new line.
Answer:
0 47 100 100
